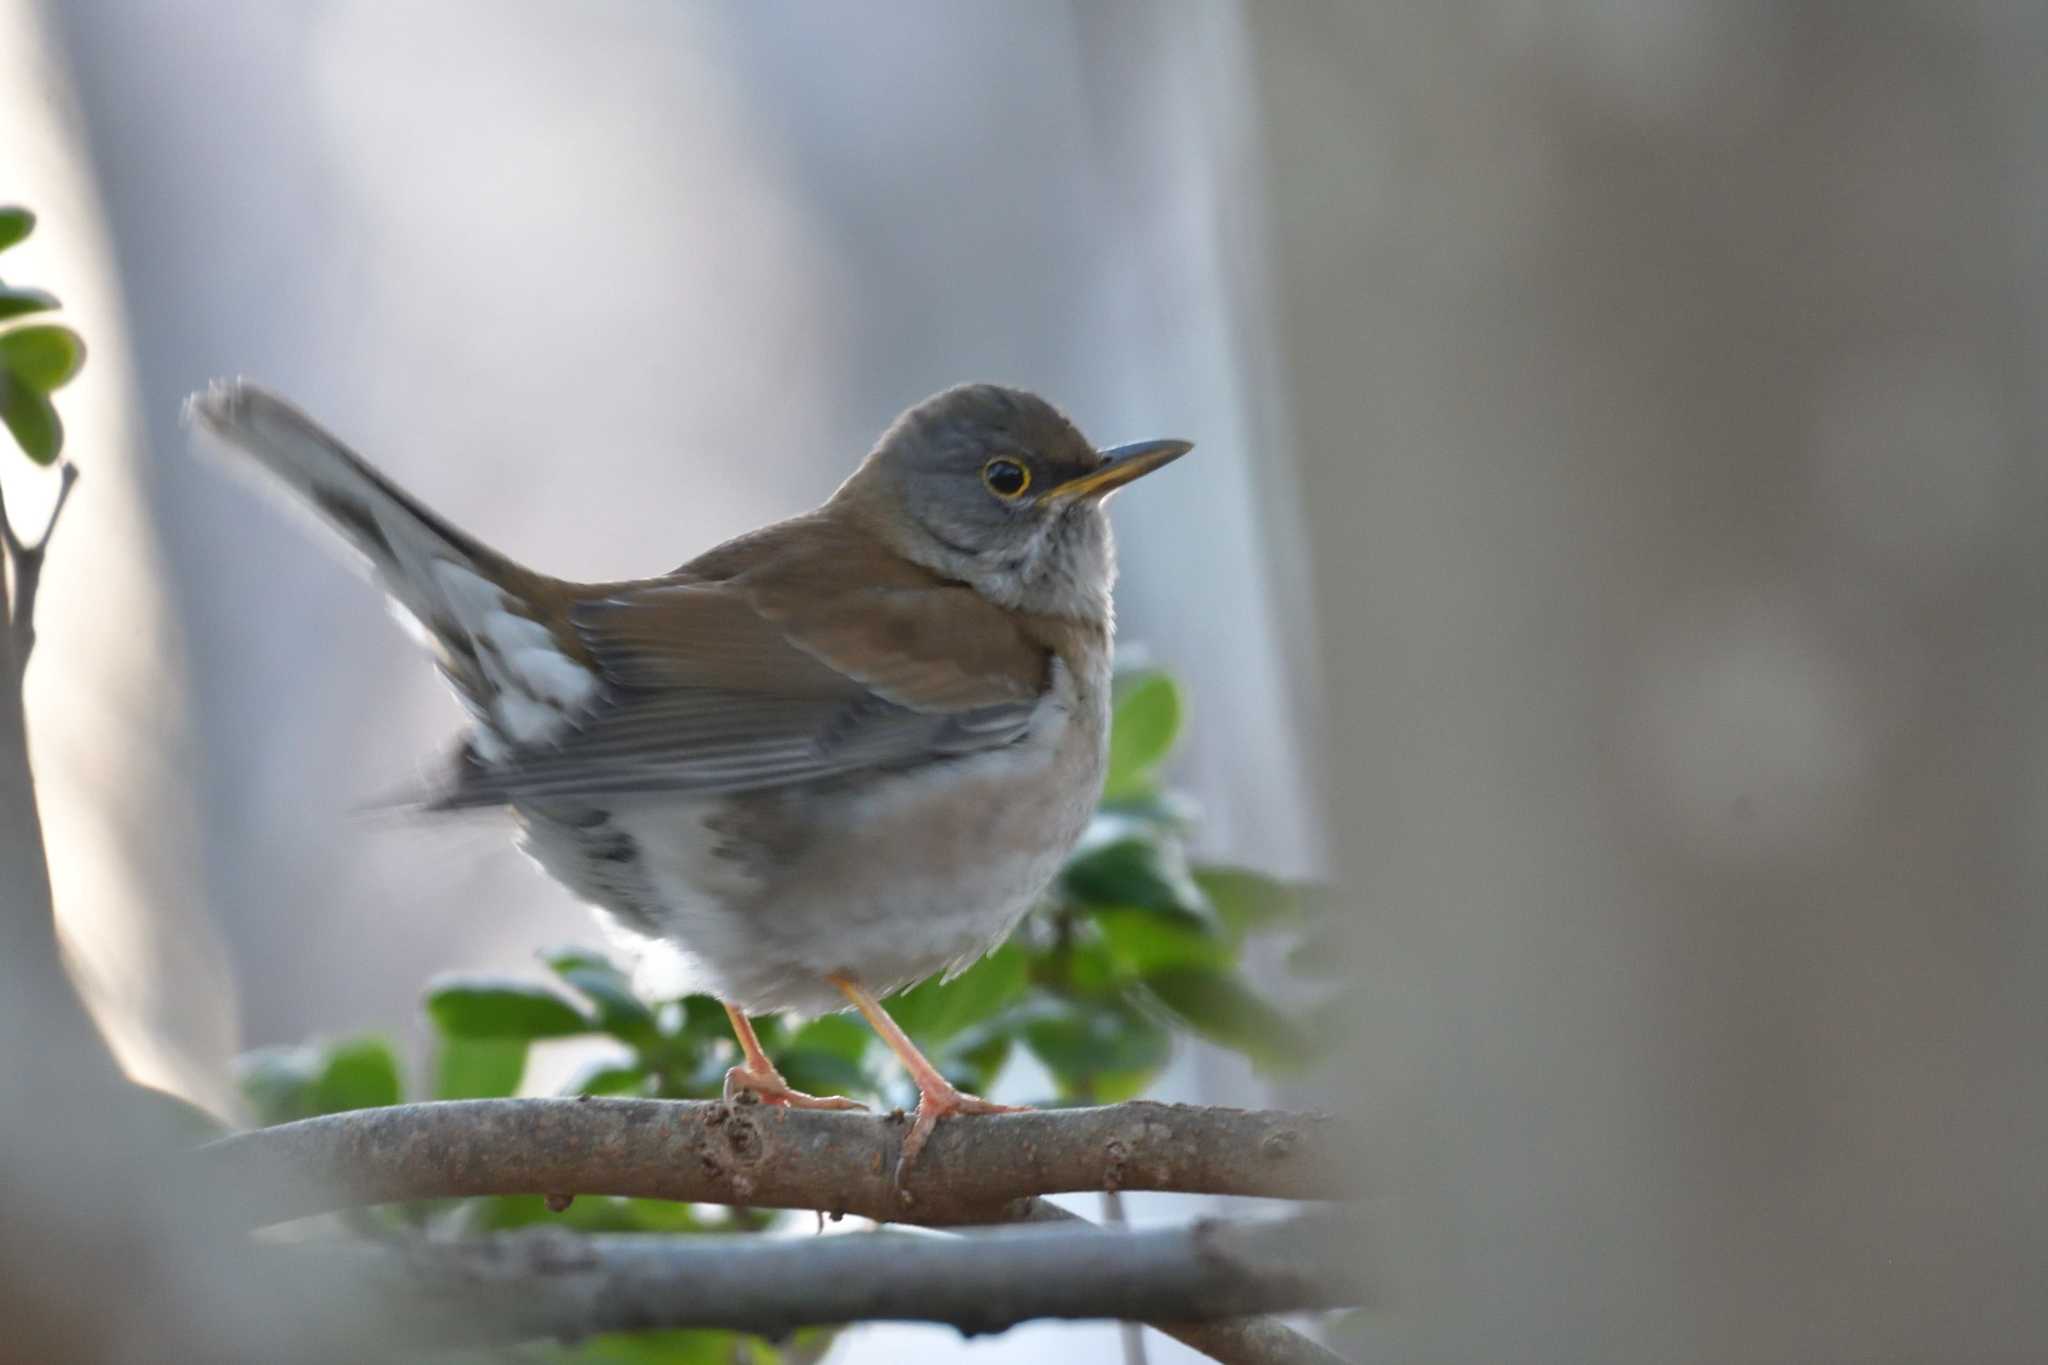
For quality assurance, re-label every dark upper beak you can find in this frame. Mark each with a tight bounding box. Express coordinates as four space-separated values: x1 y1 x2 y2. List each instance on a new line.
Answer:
1044 437 1194 504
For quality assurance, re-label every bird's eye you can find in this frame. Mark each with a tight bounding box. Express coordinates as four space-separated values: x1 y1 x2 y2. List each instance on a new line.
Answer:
981 458 1031 499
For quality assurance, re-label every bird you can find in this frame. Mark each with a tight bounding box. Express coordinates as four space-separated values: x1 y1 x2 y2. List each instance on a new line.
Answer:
187 379 1189 1161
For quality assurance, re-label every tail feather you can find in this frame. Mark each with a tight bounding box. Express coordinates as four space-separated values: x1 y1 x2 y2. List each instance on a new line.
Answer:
185 379 503 592
185 380 525 723
188 380 608 803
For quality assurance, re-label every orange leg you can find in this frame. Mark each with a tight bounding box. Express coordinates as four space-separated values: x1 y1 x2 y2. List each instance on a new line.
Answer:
828 973 1026 1165
721 1002 865 1111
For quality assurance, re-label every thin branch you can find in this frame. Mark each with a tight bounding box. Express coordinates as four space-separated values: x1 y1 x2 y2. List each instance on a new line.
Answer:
12 458 78 556
1 462 79 671
286 1212 1364 1346
198 1097 1356 1230
0 457 111 1081
0 469 20 560
1001 1198 1352 1365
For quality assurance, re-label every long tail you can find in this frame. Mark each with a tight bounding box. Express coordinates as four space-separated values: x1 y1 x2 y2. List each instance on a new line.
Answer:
184 379 537 724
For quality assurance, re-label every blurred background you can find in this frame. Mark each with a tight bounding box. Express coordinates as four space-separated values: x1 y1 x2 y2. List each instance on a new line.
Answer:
5 1 2046 1362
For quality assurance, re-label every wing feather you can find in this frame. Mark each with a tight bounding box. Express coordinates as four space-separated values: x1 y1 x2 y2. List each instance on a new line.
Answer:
437 524 1047 806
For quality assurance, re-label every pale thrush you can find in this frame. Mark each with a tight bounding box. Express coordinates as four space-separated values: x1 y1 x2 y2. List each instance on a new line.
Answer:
188 380 1188 1160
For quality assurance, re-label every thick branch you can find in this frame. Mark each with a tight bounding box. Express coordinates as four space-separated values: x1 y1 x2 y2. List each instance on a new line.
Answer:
293 1213 1363 1346
199 1097 1354 1229
1001 1198 1352 1365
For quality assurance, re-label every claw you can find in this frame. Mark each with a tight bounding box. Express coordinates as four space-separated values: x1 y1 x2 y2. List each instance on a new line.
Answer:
822 972 1032 1175
723 1064 866 1111
899 1079 1028 1169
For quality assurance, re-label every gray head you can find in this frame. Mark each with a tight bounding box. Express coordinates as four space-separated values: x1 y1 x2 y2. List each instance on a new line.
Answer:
832 383 1190 620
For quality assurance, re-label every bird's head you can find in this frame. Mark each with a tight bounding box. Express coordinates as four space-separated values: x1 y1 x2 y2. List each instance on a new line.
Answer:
832 383 1191 621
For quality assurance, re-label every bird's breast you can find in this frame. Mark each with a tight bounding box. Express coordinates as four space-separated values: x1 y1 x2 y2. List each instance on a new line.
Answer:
539 648 1110 1014
761 650 1107 935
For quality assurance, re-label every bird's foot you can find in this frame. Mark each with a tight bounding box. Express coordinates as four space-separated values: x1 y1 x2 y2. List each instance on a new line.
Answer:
900 1079 1029 1170
723 1063 866 1111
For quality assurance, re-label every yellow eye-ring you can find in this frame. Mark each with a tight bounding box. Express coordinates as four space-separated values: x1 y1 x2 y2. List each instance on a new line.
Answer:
981 458 1031 499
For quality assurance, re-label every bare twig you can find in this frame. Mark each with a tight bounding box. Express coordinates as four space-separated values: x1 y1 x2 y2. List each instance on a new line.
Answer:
286 1212 1364 1346
0 462 79 673
1002 1198 1353 1365
0 458 110 1082
197 1097 1355 1230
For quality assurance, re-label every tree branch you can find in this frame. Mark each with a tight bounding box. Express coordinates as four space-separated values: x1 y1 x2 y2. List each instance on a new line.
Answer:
0 459 113 1084
199 1097 1355 1230
999 1198 1352 1365
1 462 79 674
288 1212 1363 1346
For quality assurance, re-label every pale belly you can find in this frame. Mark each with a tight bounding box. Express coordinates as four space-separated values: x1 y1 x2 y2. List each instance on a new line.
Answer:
514 673 1106 1015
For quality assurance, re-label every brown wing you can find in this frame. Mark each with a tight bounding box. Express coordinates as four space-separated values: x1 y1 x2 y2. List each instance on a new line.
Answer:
436 518 1049 806
656 512 1048 711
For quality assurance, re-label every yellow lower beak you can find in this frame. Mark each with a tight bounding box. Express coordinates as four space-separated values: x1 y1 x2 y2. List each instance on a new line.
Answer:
1045 438 1193 504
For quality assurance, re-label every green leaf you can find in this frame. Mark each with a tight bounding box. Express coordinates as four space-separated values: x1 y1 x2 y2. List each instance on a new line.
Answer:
0 375 60 464
776 1012 876 1098
473 1194 717 1237
1094 787 1201 832
544 947 659 1043
785 1012 871 1063
547 1328 779 1364
677 994 734 1042
1021 1000 1171 1101
0 207 32 253
577 1330 748 1363
740 1012 791 1052
0 324 85 391
311 1035 403 1114
435 1035 528 1100
1080 1065 1163 1104
235 1045 322 1126
1193 866 1304 940
1062 835 1215 927
425 975 595 1039
1104 670 1182 798
937 1028 1013 1095
1144 966 1312 1072
1094 906 1233 974
0 286 57 321
561 1060 650 1097
1047 932 1133 995
772 1328 842 1365
884 943 1029 1046
771 1046 871 1100
236 1038 400 1127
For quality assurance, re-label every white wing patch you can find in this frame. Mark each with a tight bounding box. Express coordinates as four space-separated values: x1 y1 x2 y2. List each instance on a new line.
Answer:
496 692 569 746
429 562 597 752
430 560 508 625
495 632 596 710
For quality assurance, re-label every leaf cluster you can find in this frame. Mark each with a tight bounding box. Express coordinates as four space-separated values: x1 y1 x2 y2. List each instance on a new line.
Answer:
0 208 85 465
